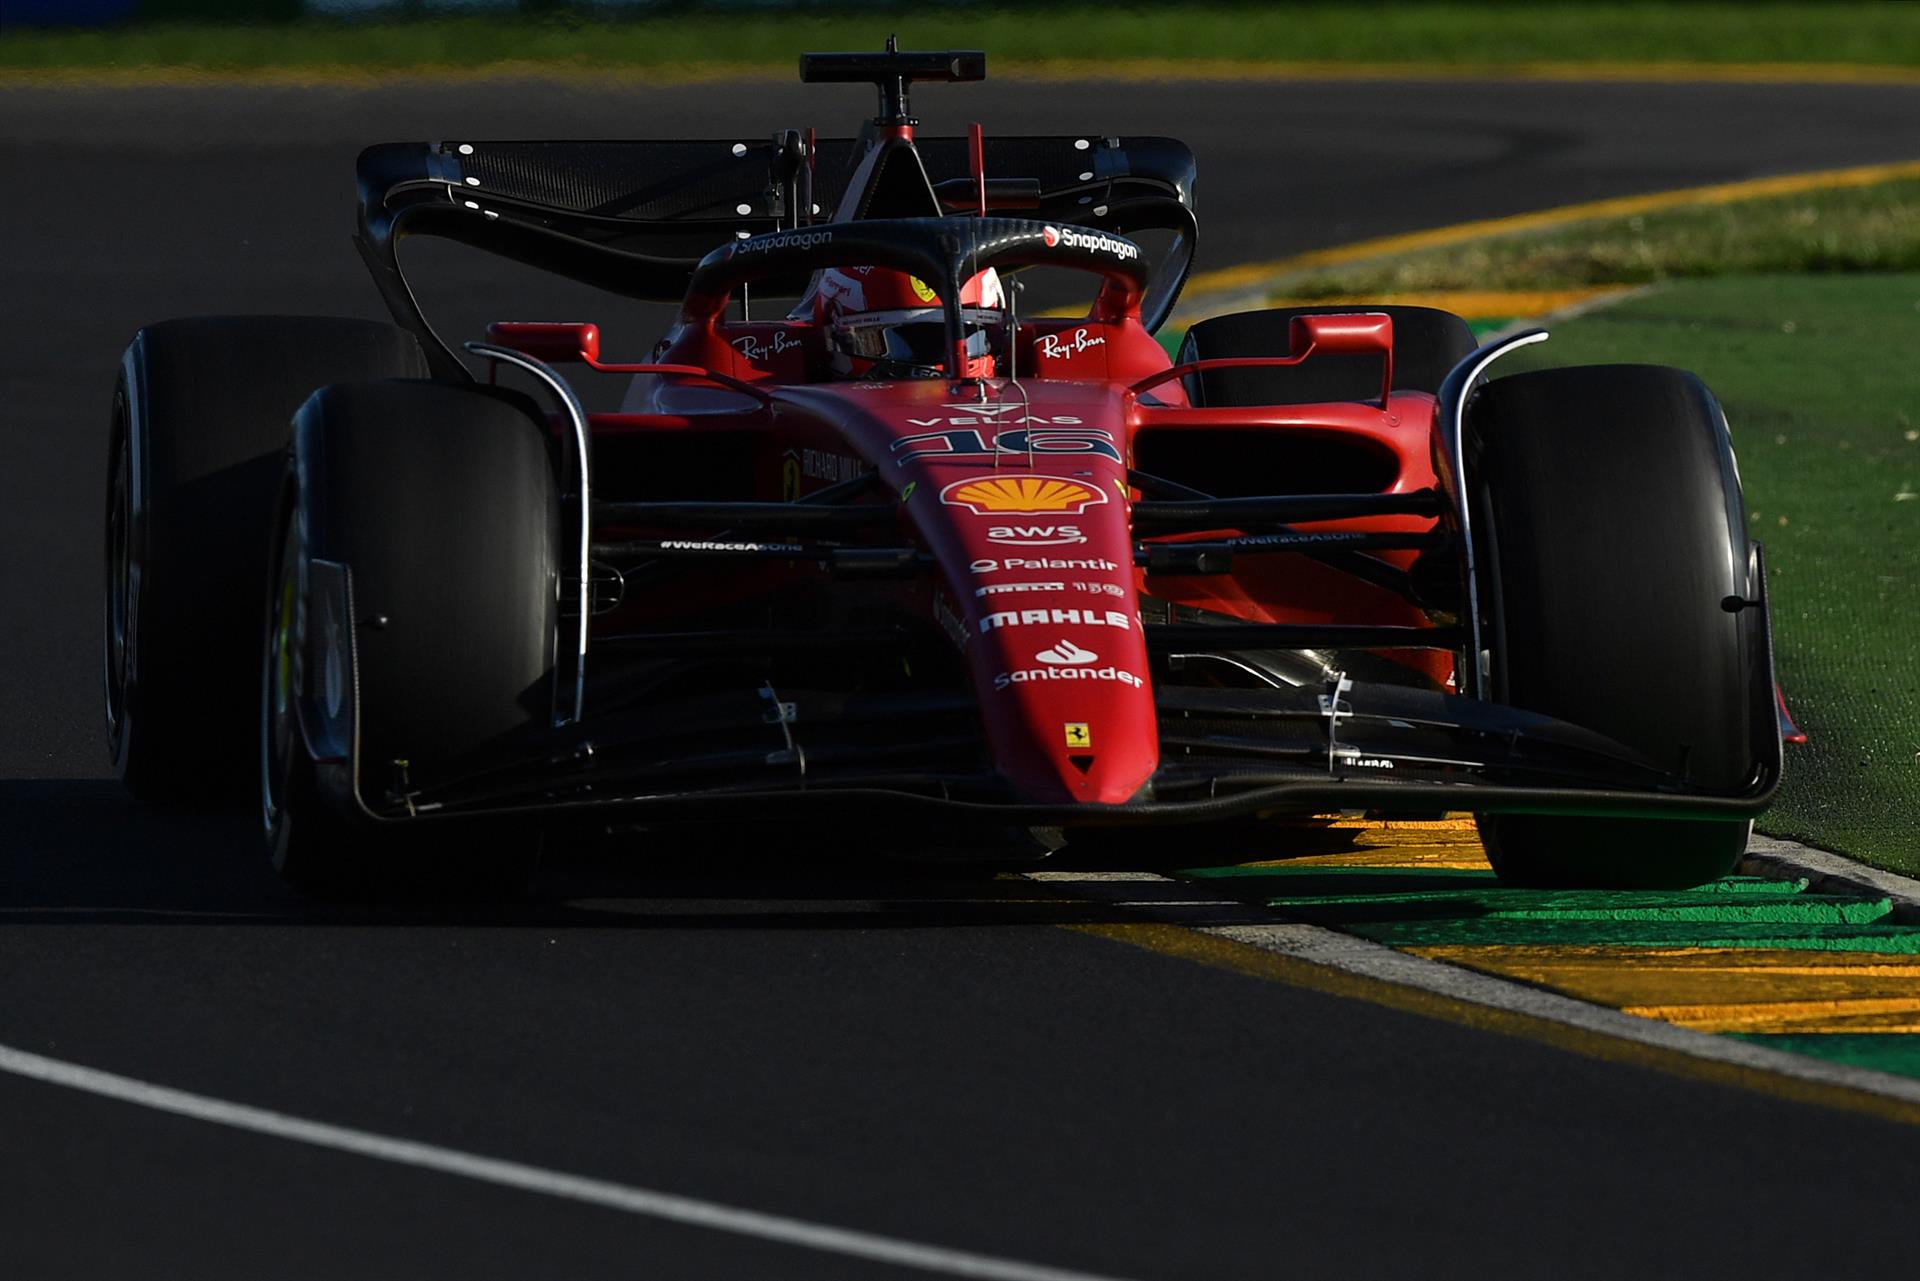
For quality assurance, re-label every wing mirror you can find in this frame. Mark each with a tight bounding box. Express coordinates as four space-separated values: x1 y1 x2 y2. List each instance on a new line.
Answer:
1289 312 1394 406
485 321 601 365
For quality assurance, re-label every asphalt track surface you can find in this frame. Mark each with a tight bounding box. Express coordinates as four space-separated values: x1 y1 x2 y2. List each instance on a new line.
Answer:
6 76 1920 1278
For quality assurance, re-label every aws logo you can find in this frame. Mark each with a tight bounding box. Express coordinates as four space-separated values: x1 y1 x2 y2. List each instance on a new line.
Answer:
941 475 1108 516
987 524 1086 546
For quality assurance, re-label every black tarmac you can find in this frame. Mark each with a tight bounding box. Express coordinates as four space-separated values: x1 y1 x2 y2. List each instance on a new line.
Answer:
4 76 1919 1279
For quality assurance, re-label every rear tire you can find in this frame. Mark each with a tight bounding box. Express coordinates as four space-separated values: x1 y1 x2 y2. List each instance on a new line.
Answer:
1177 304 1477 406
107 316 427 805
264 380 558 900
1468 365 1760 889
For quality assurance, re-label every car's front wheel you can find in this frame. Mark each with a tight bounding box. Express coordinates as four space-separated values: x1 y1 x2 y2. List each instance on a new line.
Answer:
264 379 558 899
1467 364 1766 889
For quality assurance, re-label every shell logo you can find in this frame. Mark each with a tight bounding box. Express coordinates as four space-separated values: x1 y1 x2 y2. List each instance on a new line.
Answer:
941 475 1109 515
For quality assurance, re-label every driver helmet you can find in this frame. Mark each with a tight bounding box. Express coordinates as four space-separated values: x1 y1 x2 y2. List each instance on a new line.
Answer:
811 266 1005 380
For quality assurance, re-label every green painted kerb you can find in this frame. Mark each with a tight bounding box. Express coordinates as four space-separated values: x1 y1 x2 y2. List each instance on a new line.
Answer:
1729 1033 1920 1081
1179 864 1920 951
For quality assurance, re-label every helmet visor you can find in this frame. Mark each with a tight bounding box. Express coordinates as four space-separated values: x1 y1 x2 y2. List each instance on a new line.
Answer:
836 307 1002 373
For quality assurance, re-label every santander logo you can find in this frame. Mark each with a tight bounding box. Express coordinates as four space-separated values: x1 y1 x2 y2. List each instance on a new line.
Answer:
1037 639 1098 666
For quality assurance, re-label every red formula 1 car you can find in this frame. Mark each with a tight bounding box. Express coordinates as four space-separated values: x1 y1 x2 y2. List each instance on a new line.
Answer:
105 46 1780 896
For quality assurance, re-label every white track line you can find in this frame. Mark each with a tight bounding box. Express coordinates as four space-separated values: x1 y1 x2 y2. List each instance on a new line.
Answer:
0 1043 1133 1281
1026 870 1920 1109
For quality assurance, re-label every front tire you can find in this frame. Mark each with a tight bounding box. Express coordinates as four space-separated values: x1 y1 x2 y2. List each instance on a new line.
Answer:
1468 365 1762 889
264 379 558 899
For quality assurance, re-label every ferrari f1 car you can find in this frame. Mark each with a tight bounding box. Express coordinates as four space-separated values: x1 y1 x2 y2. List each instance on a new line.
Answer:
105 46 1781 896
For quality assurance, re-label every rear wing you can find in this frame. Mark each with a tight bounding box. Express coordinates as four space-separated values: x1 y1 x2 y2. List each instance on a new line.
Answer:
354 134 1197 377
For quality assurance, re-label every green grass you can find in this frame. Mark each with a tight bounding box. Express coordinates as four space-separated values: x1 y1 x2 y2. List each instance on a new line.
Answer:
5 4 1920 74
1498 274 1920 875
1273 178 1920 299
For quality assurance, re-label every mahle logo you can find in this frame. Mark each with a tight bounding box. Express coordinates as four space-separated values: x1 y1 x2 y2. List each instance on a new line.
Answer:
980 608 1132 635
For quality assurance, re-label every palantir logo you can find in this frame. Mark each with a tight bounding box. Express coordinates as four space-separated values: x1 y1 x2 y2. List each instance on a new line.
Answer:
1036 640 1098 666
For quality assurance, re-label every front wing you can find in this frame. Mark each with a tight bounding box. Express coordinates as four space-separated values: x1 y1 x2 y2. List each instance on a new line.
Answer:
295 560 1783 834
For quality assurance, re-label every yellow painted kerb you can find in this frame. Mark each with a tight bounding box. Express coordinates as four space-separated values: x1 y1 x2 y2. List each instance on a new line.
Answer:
1414 945 1920 1034
1179 158 1920 299
1260 288 1631 321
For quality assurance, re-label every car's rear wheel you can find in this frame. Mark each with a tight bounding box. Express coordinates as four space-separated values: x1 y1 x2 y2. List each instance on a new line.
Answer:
264 379 558 899
107 316 427 805
1177 304 1478 405
1468 364 1762 889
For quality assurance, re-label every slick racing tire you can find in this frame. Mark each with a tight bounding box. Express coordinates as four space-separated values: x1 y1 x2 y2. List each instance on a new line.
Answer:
1468 365 1761 889
1176 304 1478 407
107 316 428 805
264 380 557 900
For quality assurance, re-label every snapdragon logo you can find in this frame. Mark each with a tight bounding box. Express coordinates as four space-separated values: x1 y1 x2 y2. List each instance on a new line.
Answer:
735 229 835 254
1042 225 1140 262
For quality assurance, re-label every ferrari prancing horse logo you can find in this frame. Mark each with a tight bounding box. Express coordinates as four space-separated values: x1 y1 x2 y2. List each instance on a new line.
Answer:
1063 722 1091 749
